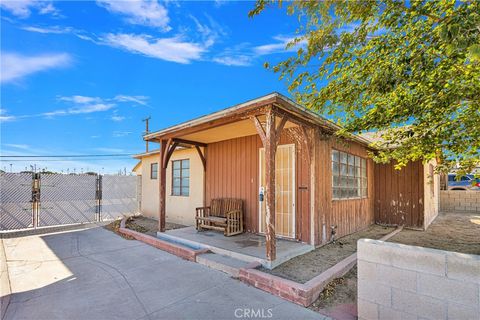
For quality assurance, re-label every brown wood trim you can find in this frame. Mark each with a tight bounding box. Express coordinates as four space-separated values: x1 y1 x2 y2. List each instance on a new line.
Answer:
163 140 178 169
195 146 206 171
173 138 207 148
159 140 167 232
251 115 267 145
300 125 313 162
274 114 288 145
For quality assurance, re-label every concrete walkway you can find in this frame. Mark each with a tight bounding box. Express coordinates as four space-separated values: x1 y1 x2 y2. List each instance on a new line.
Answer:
1 226 327 320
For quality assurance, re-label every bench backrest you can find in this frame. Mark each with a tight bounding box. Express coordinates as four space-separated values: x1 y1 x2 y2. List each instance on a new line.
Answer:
210 198 243 217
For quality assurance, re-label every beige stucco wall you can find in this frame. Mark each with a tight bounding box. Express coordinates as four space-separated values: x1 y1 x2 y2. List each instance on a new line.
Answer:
137 148 204 226
423 160 440 229
165 148 204 226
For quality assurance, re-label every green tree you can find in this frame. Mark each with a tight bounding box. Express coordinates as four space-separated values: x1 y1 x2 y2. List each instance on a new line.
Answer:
250 0 480 175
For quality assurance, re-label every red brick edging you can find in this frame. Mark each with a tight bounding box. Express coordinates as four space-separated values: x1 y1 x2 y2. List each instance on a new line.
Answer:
238 226 403 307
118 219 209 262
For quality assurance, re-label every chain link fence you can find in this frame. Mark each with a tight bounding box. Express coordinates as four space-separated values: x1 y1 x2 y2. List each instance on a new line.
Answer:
0 173 141 231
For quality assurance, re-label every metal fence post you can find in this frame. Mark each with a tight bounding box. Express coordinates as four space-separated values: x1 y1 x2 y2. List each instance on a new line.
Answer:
32 173 40 229
96 175 102 222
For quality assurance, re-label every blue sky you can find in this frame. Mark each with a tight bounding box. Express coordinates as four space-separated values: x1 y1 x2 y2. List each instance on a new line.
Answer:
0 0 301 173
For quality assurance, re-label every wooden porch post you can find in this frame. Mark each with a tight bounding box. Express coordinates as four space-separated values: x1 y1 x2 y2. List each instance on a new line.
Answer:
251 107 288 262
159 139 167 232
264 109 277 261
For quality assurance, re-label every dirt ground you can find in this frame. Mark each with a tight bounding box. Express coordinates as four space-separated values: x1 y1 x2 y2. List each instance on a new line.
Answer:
104 216 187 238
310 212 480 317
260 224 395 283
389 212 480 255
126 216 187 236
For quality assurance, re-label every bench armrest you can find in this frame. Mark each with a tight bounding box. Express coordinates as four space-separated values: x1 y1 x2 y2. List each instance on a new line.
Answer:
196 206 211 218
225 210 242 221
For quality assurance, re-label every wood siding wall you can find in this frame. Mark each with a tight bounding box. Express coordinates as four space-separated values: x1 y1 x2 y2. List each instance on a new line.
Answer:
205 128 311 243
374 161 425 228
314 135 375 245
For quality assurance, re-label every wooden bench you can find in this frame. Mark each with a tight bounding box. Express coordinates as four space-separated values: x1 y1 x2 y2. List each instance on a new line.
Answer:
195 198 244 236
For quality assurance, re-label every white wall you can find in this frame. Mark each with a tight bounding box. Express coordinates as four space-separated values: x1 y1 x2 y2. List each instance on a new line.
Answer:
423 161 440 229
357 239 480 320
138 147 204 226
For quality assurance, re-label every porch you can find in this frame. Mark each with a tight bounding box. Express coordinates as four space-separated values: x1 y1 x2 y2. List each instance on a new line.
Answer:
157 226 314 269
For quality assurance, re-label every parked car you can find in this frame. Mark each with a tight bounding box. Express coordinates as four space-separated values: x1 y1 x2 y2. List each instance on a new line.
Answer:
448 174 480 190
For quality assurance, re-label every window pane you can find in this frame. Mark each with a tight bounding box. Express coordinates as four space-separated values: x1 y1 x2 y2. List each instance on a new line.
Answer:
182 159 190 169
340 152 348 164
333 188 340 199
341 176 348 187
348 154 355 165
361 158 366 169
361 166 367 178
355 156 361 166
173 169 181 177
348 165 355 176
181 177 189 187
173 177 181 188
182 168 190 178
332 162 339 175
332 150 339 162
340 188 348 198
181 187 189 196
333 175 340 187
340 164 348 175
173 187 180 195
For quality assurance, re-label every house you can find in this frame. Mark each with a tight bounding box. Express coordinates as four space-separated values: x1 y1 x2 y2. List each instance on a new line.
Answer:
133 92 439 263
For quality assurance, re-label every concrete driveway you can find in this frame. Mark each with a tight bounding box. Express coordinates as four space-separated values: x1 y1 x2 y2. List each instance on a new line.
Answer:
1 226 326 320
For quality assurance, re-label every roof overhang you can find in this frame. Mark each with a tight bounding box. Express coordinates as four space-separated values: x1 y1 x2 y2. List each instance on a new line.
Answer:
143 92 373 147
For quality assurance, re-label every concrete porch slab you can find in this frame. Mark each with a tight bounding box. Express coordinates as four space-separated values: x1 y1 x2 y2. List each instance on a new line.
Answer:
158 227 314 269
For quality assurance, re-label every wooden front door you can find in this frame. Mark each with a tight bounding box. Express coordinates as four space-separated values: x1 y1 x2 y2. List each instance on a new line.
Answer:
259 144 296 238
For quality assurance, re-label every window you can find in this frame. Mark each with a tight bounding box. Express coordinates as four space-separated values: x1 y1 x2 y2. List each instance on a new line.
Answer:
332 150 367 199
150 163 158 180
172 159 189 196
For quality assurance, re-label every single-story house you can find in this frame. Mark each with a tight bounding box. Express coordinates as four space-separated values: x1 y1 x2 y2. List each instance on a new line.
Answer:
133 92 439 262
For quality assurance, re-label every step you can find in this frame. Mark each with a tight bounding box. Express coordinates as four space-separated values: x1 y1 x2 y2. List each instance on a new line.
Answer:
196 252 251 277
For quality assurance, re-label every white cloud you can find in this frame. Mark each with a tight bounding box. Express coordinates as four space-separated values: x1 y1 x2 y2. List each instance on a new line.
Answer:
102 33 206 64
1 52 72 83
21 25 73 34
253 35 303 56
4 143 29 149
113 131 132 137
97 0 170 30
58 95 103 104
0 0 59 18
42 103 115 117
114 95 148 106
0 115 17 122
111 115 125 122
213 55 252 67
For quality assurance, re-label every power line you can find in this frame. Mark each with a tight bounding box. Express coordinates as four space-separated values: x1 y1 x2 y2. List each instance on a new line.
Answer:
0 158 134 162
0 153 135 158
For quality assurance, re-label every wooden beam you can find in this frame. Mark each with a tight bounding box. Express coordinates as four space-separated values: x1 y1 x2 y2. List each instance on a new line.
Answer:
264 108 277 262
251 115 267 146
274 114 288 145
195 145 206 171
162 139 172 169
300 125 314 162
163 141 178 169
172 138 207 148
159 139 167 232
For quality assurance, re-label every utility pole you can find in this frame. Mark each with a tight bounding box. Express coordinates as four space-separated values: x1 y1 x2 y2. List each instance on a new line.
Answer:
142 116 151 152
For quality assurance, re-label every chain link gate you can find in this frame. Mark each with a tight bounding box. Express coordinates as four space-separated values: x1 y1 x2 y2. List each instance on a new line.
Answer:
0 173 140 231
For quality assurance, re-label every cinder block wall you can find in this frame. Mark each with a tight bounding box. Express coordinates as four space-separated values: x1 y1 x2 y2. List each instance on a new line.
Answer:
440 190 480 213
357 239 480 320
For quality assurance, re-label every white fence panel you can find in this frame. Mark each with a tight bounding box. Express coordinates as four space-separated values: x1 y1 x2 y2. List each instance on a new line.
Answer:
0 173 34 230
101 175 138 220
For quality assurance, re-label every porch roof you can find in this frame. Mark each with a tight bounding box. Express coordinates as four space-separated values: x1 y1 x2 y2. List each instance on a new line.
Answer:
143 92 374 147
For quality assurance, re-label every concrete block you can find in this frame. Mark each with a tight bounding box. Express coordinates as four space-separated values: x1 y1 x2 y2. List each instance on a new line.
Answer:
378 306 417 320
358 260 377 281
358 279 391 306
447 301 480 320
418 273 479 307
447 252 480 284
376 264 417 292
358 298 378 320
392 288 447 320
